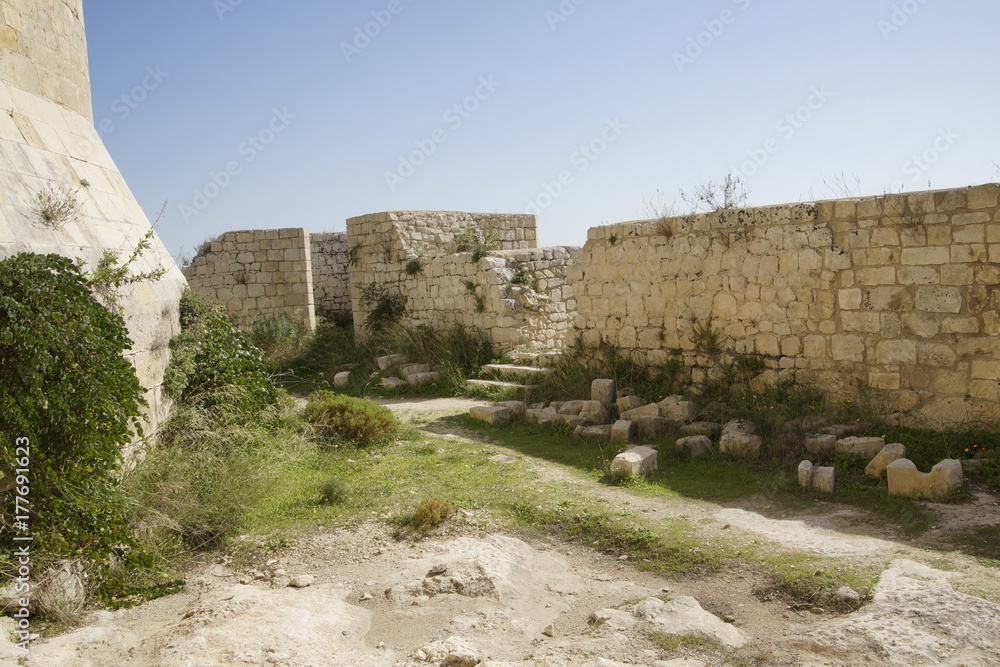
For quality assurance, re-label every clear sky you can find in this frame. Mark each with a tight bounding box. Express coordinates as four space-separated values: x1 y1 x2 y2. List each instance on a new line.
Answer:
82 0 999 262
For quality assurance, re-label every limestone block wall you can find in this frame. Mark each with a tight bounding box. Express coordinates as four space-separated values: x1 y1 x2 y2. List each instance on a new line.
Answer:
569 184 1000 423
346 211 576 350
183 228 316 331
0 0 186 435
310 231 351 318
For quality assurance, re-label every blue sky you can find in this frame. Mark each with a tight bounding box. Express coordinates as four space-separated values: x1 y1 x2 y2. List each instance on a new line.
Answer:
82 0 999 261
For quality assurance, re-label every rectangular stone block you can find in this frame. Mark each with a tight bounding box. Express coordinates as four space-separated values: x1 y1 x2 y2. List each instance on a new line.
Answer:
915 287 962 313
901 247 950 265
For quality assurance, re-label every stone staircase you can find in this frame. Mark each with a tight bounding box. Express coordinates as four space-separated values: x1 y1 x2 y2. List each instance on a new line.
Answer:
466 350 564 392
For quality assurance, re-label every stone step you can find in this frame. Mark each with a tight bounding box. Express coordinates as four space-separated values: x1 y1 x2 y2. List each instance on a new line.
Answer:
482 364 554 377
508 351 564 368
467 379 539 391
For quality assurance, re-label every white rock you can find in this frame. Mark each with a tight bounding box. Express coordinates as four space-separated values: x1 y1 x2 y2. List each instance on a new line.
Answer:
288 575 314 588
610 446 658 476
675 435 710 458
610 420 635 443
628 596 750 649
591 379 616 406
469 406 511 424
835 436 886 458
865 443 907 477
887 458 963 500
804 433 837 456
334 371 353 388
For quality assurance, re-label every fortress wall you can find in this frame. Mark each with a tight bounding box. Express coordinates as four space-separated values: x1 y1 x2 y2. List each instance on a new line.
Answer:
183 228 315 331
310 232 351 319
568 184 1000 423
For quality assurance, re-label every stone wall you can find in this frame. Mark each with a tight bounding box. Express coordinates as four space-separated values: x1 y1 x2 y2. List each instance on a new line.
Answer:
346 211 577 350
0 0 186 434
310 232 351 319
568 184 1000 423
183 228 316 331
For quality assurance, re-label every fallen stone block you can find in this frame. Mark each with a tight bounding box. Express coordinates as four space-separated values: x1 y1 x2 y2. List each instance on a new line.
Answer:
633 416 670 440
413 635 482 666
549 401 565 413
722 419 757 436
719 432 763 457
798 461 835 493
679 421 722 438
616 395 645 413
675 435 711 459
558 400 587 416
610 420 635 443
526 407 557 426
469 406 511 425
836 436 886 459
591 379 616 406
579 400 608 425
865 443 907 478
782 415 829 434
553 414 587 429
376 354 406 371
887 459 963 500
822 423 866 438
498 401 527 416
622 403 661 420
400 363 431 380
610 446 658 476
380 377 407 390
407 371 442 386
658 396 699 423
574 425 613 440
333 371 352 388
804 434 837 457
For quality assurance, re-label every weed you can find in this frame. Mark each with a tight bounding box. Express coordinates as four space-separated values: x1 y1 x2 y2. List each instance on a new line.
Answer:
453 227 501 261
404 258 423 275
30 185 82 228
248 312 307 369
304 392 399 447
360 283 407 332
462 279 477 293
511 270 534 288
691 318 724 358
648 631 714 653
347 245 361 267
79 178 91 188
679 171 749 213
609 233 619 245
394 498 453 536
317 478 349 506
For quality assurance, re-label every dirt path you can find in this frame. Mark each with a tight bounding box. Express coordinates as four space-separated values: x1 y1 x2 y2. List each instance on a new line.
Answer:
4 399 999 666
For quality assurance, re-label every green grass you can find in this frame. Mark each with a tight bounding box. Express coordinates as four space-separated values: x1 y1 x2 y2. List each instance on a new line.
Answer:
940 525 1000 564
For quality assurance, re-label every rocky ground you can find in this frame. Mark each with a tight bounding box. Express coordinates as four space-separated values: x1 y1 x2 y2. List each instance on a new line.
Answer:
3 398 999 666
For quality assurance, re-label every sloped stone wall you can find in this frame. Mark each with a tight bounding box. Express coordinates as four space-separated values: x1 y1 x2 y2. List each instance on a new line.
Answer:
569 184 1000 423
182 228 316 331
310 232 351 319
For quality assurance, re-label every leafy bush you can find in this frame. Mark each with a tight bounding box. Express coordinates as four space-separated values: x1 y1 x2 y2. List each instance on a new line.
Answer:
404 258 423 275
304 392 399 446
360 283 407 333
397 498 452 534
164 290 275 411
0 253 144 563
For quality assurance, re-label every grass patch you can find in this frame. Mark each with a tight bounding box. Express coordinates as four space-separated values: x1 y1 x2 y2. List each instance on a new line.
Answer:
942 525 1000 563
648 631 716 653
392 498 453 537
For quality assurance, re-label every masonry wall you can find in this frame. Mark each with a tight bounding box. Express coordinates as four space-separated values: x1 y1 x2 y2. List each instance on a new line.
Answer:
0 0 187 436
310 232 351 319
346 211 577 350
569 184 1000 423
183 228 316 331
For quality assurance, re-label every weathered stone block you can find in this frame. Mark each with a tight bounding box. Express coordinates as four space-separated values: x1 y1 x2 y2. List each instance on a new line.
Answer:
616 395 645 413
610 420 635 443
679 421 722 438
558 400 587 416
591 379 616 406
622 403 661 420
675 435 710 458
719 432 763 457
579 400 608 425
798 460 834 493
887 459 963 500
609 446 658 476
915 287 963 313
526 407 557 426
407 371 442 385
575 425 613 440
376 354 406 371
380 377 407 390
836 436 886 458
633 416 670 440
333 371 352 388
469 406 512 424
658 396 699 424
498 401 527 416
798 460 814 488
865 443 907 477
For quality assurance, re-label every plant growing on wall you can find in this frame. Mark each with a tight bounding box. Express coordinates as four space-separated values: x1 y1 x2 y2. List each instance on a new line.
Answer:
678 171 749 213
29 185 82 228
452 228 501 261
360 283 407 332
511 270 535 289
85 227 168 309
404 258 423 276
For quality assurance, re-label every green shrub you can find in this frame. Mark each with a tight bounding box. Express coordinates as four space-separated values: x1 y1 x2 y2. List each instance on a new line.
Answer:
248 312 306 368
0 253 144 565
164 290 275 412
404 258 423 276
304 392 399 446
397 498 452 533
360 283 407 333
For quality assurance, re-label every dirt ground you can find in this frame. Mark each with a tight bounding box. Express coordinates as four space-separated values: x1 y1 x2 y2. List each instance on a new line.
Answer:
4 398 999 666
